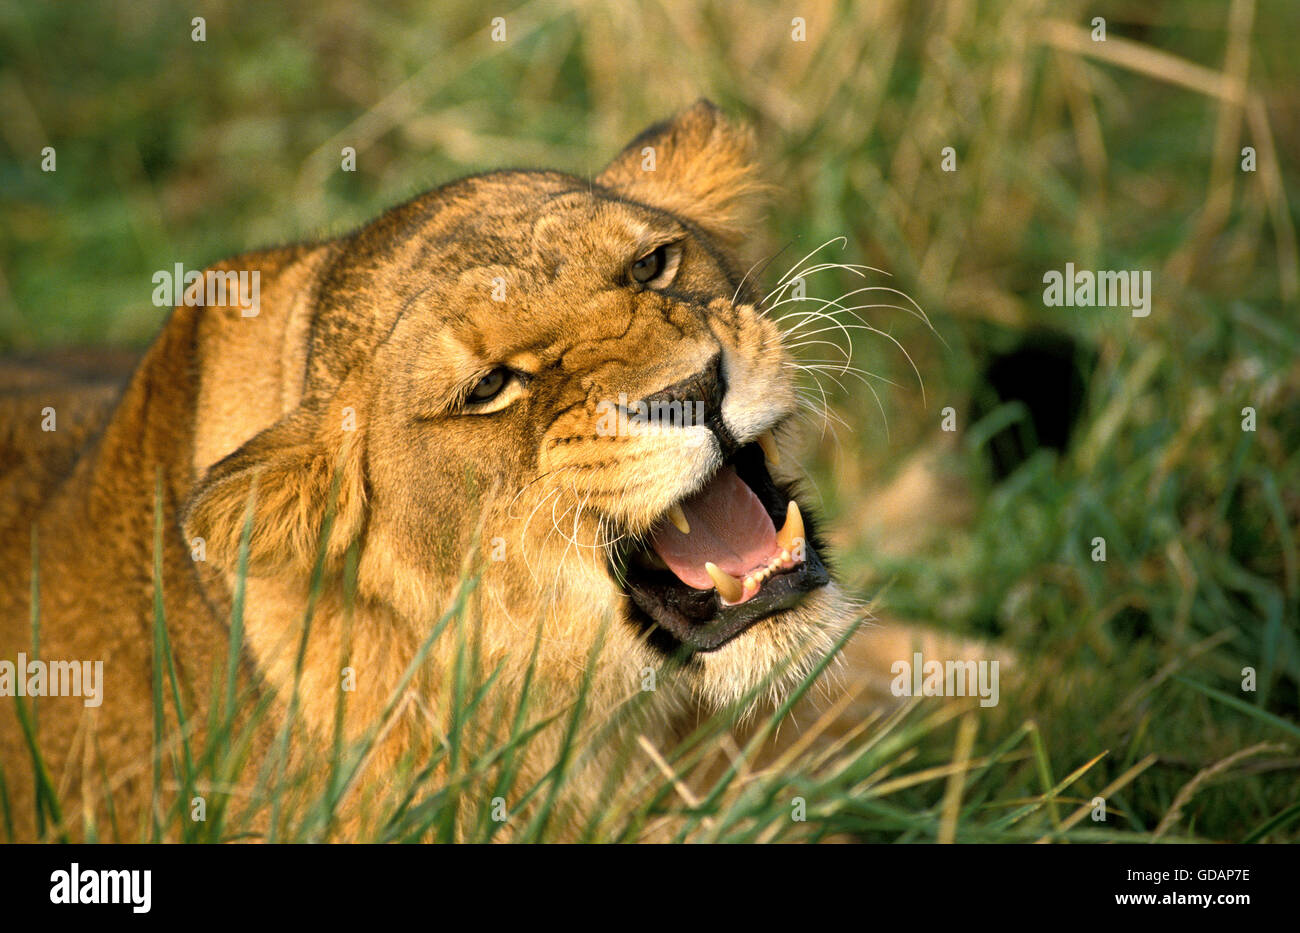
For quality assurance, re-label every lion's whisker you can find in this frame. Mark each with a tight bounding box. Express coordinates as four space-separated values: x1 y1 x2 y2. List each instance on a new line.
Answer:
767 236 849 292
732 239 797 305
785 359 901 390
785 361 890 438
517 484 563 587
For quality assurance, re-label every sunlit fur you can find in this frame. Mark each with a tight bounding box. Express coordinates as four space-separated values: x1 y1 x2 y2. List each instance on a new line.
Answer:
0 101 858 839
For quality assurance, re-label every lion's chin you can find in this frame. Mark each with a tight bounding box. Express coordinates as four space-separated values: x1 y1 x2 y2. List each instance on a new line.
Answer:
685 584 855 712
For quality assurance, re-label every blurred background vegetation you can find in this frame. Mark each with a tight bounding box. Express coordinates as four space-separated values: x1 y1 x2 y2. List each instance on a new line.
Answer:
1 0 1297 841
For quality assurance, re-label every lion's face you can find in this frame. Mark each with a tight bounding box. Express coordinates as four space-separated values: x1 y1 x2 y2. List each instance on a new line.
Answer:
187 102 853 717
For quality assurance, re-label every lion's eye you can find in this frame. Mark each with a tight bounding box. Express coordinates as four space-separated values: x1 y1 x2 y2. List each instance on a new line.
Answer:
468 368 509 402
630 245 668 284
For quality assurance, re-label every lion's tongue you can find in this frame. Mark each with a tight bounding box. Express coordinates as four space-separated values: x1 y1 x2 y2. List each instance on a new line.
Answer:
648 466 777 590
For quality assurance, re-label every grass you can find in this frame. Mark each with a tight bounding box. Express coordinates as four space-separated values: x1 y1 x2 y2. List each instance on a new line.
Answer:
14 493 1171 843
2 0 1298 841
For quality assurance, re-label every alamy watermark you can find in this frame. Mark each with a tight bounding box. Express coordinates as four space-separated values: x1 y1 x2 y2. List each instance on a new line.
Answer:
152 263 260 316
50 863 150 913
0 653 103 707
595 393 705 436
890 652 999 707
1043 262 1151 317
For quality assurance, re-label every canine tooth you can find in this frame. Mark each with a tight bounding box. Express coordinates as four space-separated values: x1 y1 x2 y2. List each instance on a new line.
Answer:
705 562 744 603
667 503 690 535
757 430 780 467
776 501 804 553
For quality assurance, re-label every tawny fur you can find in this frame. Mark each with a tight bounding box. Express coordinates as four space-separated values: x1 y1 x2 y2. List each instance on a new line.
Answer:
0 102 972 841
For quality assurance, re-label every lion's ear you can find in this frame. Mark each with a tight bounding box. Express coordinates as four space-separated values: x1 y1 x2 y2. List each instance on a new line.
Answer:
183 387 367 577
596 99 766 245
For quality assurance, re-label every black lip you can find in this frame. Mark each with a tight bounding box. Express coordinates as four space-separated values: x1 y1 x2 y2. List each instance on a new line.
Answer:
611 441 831 653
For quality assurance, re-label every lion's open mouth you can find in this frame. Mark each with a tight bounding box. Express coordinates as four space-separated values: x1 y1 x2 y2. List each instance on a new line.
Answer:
612 439 830 652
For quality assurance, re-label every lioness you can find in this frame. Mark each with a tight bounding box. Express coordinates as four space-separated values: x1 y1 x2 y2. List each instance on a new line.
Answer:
0 101 866 841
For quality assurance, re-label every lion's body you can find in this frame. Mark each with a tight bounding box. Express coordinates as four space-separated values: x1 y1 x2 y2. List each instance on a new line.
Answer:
0 103 967 841
0 332 231 841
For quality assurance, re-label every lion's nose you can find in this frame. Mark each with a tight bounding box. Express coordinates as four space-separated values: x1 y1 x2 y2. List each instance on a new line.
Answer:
641 354 724 425
639 354 741 455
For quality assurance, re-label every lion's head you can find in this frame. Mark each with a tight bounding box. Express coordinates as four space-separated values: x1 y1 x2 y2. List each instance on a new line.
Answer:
183 101 854 740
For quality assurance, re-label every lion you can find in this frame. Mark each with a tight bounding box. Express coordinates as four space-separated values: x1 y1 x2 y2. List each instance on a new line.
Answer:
0 100 911 842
